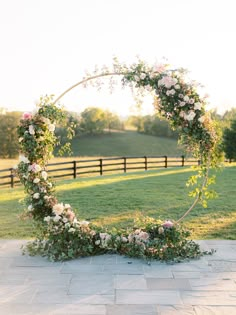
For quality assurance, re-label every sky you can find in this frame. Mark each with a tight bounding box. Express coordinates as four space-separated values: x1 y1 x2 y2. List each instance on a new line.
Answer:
0 0 236 116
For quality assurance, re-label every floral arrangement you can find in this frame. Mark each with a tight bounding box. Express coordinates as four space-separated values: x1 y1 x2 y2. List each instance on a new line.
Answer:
16 59 221 261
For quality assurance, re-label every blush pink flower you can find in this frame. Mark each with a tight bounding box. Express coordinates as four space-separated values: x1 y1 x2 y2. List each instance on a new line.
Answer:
22 112 32 120
162 220 174 228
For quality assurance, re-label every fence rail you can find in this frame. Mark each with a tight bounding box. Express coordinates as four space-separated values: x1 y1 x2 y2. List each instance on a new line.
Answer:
0 155 202 188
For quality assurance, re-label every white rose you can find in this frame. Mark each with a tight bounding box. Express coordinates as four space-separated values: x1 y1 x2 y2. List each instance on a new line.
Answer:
29 125 35 135
53 203 64 215
184 111 196 121
194 102 202 110
41 117 51 125
28 204 33 211
44 216 51 223
175 84 180 89
140 73 146 80
68 228 76 233
134 75 140 82
33 178 40 184
33 193 40 199
53 215 61 222
48 124 55 132
44 195 50 200
179 101 185 107
198 116 205 123
47 182 52 188
19 155 30 164
64 204 71 209
41 171 48 180
62 217 68 223
183 95 190 102
189 98 195 104
18 137 24 143
95 240 101 245
169 89 175 95
145 84 152 91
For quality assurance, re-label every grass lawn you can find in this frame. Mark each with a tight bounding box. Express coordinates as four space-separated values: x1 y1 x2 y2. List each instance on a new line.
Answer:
0 164 235 240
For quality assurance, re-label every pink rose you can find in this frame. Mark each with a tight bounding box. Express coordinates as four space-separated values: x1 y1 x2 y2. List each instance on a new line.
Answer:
162 220 174 228
22 112 32 120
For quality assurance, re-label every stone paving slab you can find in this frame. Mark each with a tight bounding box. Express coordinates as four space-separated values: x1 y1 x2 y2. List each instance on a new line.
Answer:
1 240 236 314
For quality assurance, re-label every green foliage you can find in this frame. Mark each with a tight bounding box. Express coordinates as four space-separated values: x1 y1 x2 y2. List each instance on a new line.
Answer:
223 119 236 160
79 107 107 135
128 114 178 139
0 112 21 158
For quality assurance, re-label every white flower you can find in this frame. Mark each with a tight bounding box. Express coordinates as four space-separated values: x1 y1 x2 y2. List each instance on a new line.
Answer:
62 217 68 223
65 223 71 229
184 111 196 121
44 216 51 223
194 102 202 110
140 73 146 80
64 204 71 209
41 171 48 180
53 203 64 215
179 94 184 99
179 101 186 107
33 178 40 184
145 84 152 91
13 164 18 170
48 124 55 132
18 137 24 143
44 195 50 200
79 220 90 227
28 204 33 211
198 116 206 123
68 228 76 233
122 237 128 243
175 84 180 89
179 111 185 118
183 95 190 102
189 98 195 104
95 240 100 245
134 75 140 82
33 193 40 199
169 89 175 95
47 182 52 188
19 155 30 164
53 215 61 222
29 125 35 135
41 117 51 125
158 76 177 89
28 163 41 173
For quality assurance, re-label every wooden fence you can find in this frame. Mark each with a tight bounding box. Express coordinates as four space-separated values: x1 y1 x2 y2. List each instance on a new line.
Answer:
0 155 200 188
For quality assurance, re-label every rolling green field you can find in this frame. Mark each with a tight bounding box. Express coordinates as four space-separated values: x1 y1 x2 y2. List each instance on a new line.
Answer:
0 131 183 169
0 164 235 240
69 131 184 157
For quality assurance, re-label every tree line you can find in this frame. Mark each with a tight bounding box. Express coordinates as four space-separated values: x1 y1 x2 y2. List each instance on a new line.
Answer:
0 106 236 160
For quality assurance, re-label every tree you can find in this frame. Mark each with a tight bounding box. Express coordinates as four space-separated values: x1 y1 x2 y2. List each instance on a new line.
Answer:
79 107 107 135
103 110 123 132
223 119 236 161
0 112 22 158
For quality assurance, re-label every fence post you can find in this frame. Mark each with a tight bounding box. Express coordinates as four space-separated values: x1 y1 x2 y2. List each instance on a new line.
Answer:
181 155 185 167
164 156 167 168
99 159 103 176
10 168 14 188
73 161 77 179
144 156 148 171
123 157 127 173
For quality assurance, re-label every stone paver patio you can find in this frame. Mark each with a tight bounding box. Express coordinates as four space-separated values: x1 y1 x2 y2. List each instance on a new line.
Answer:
1 240 236 314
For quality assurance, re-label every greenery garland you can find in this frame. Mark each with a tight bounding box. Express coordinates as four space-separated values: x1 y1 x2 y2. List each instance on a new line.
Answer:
16 59 220 261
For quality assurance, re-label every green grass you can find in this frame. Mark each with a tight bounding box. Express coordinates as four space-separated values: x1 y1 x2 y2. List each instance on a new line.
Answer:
69 130 184 157
1 164 236 240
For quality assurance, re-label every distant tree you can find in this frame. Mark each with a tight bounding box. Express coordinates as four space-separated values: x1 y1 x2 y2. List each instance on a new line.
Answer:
79 107 107 135
223 119 236 161
0 112 22 158
103 110 123 132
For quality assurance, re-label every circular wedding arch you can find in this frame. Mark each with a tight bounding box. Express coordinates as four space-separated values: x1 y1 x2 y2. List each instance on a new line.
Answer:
17 59 221 261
